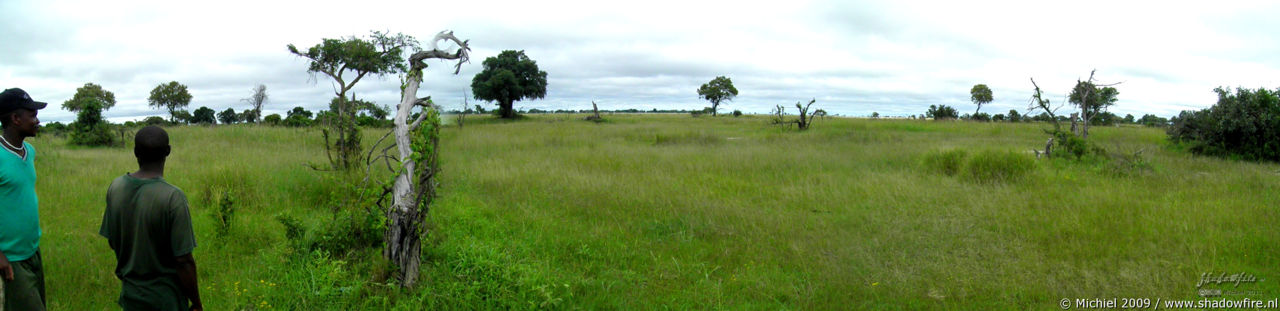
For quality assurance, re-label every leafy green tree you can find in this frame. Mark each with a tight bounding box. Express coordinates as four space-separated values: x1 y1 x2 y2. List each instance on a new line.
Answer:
63 82 116 113
697 76 738 116
1067 71 1119 138
470 50 548 119
1169 86 1280 161
218 108 239 124
970 84 993 116
263 113 282 125
191 106 216 124
240 109 258 124
1138 114 1167 127
1123 114 1135 124
926 104 959 120
289 31 416 169
284 106 313 127
148 81 193 123
172 110 192 125
1008 109 1022 122
143 116 167 126
69 100 115 146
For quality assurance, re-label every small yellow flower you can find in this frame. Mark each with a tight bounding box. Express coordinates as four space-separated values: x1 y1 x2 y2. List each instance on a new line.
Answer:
872 282 879 286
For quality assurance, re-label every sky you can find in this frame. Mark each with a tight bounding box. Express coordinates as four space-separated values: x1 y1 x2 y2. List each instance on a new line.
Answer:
3 0 1279 123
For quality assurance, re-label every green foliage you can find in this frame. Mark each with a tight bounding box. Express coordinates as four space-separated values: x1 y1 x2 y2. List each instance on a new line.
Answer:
218 108 240 125
696 76 738 116
1138 114 1167 127
142 116 167 126
63 82 116 113
921 149 968 176
40 122 67 136
172 110 192 124
970 112 991 122
925 104 958 120
287 32 416 83
1052 130 1106 160
211 189 237 237
148 81 193 122
191 106 216 124
323 97 362 169
471 50 549 119
1068 80 1119 125
732 110 743 117
283 107 313 127
1007 109 1022 122
240 109 258 124
970 84 993 115
263 114 283 126
960 150 1036 183
1168 86 1280 162
68 100 115 146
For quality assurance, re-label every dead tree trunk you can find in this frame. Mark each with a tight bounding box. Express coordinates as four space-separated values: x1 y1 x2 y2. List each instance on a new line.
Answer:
386 30 470 288
1069 112 1080 136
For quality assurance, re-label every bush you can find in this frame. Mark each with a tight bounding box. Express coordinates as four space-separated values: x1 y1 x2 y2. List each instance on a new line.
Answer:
210 189 236 237
732 110 743 117
142 116 168 126
1053 130 1105 160
264 114 283 125
921 149 968 176
961 150 1036 183
926 105 959 120
1168 87 1280 161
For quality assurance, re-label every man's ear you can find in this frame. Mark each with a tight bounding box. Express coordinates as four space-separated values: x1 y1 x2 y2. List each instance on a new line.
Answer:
162 145 171 158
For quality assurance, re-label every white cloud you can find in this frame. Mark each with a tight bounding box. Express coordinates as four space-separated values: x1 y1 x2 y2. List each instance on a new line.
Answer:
2 0 1278 123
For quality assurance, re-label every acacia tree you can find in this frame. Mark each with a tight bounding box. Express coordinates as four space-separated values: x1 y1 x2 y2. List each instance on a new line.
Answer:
241 84 268 123
191 106 216 124
63 82 116 113
697 76 738 116
470 50 548 119
970 84 993 117
148 81 193 123
373 30 470 287
289 31 417 169
1067 70 1119 139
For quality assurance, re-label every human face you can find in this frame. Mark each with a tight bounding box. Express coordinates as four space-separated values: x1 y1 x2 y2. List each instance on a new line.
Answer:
13 109 40 137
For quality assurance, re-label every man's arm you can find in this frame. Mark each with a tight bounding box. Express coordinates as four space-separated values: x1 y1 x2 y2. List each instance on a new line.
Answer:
175 253 202 311
0 250 11 281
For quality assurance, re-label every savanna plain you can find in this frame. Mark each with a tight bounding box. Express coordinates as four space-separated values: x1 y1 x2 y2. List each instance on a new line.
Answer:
30 114 1280 309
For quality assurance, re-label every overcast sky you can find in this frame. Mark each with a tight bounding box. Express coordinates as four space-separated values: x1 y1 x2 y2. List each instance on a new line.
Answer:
3 0 1279 123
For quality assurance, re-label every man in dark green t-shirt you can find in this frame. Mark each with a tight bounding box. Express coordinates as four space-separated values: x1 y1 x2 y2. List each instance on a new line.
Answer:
0 88 48 311
100 126 203 311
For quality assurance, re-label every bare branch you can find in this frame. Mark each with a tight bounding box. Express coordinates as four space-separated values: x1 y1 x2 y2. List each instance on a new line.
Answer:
408 30 471 74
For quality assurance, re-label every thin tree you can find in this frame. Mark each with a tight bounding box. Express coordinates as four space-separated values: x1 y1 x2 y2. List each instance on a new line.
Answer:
1067 70 1120 139
372 30 470 287
241 84 268 123
970 84 993 117
289 31 418 169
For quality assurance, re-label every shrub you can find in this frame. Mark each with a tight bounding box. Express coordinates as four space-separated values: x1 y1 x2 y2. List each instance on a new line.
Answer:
210 189 236 237
926 105 959 120
263 114 283 125
961 150 1036 183
732 110 743 117
143 116 168 126
1168 87 1280 162
1053 131 1105 160
921 149 968 176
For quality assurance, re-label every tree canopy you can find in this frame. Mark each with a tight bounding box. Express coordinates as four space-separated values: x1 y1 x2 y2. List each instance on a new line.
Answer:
63 82 116 113
191 106 216 124
970 84 993 116
697 76 738 116
148 81 193 122
218 107 239 124
242 84 268 123
471 50 548 119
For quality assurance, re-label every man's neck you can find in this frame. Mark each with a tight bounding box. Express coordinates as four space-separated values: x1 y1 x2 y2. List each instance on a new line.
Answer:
131 163 166 179
2 130 24 150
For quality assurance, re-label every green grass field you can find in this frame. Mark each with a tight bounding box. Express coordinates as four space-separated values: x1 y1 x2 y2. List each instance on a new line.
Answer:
29 114 1280 309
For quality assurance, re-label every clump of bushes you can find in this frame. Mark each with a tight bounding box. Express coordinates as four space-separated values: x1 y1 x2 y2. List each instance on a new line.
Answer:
922 149 1036 183
1168 86 1280 162
210 189 236 237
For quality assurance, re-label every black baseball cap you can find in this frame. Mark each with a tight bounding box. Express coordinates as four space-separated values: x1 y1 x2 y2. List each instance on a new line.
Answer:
0 88 49 114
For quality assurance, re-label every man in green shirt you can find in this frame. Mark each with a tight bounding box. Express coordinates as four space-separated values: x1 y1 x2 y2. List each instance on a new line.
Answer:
100 126 203 311
0 88 48 310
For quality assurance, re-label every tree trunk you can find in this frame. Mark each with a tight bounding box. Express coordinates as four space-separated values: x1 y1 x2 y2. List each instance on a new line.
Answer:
388 76 427 287
383 30 469 288
1069 112 1079 136
501 100 515 119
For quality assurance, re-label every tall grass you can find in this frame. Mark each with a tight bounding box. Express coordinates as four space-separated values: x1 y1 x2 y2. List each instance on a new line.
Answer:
30 115 1280 309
